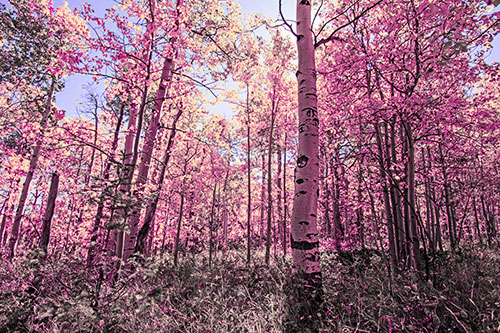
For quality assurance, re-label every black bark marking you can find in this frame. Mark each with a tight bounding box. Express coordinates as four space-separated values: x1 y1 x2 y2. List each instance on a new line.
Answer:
298 124 308 133
297 155 309 168
296 178 304 184
291 234 319 250
296 70 302 77
297 34 304 41
300 0 311 5
305 108 318 118
310 214 316 217
312 118 319 127
299 190 307 195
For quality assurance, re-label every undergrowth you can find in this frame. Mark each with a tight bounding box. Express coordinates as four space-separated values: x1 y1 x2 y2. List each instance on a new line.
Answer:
0 245 499 332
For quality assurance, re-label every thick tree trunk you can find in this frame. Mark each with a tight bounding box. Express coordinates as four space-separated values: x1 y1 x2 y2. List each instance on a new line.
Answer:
39 172 59 258
9 78 56 258
288 0 323 323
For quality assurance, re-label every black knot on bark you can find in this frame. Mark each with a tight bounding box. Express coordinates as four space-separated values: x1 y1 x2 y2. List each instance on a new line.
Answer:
297 155 309 168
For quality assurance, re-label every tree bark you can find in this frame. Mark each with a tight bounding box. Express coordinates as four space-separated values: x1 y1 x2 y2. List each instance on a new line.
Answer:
134 106 183 254
87 104 125 268
123 53 176 261
209 183 217 268
406 122 423 273
375 122 397 267
265 97 276 265
246 84 252 265
9 78 56 258
173 190 185 267
283 133 287 256
288 0 323 322
277 146 283 249
115 103 138 260
39 172 59 258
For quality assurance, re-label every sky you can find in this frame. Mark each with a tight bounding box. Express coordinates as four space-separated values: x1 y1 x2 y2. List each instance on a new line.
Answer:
1 0 500 119
47 0 295 119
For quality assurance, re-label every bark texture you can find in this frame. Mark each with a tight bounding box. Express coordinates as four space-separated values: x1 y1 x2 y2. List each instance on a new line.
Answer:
288 0 323 325
8 78 56 258
40 172 59 257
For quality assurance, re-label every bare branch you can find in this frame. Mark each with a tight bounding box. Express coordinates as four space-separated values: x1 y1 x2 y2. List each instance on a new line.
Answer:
314 0 383 49
279 0 298 38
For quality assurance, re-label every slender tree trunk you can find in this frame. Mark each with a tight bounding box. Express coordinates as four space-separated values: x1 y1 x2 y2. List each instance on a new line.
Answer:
123 50 177 261
173 190 185 267
246 84 252 265
406 122 423 273
356 123 365 248
265 100 276 265
277 146 283 249
260 154 266 240
209 183 217 268
473 196 483 246
115 103 138 260
87 104 125 267
0 181 15 250
323 156 331 237
333 148 345 248
9 78 56 258
283 133 287 256
86 104 99 184
289 0 323 323
135 107 183 254
389 118 404 262
375 122 397 267
39 172 59 258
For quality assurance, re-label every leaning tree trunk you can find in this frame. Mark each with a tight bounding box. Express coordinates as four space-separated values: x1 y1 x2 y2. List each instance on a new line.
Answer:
123 52 176 262
134 106 183 254
288 0 323 326
8 78 56 259
39 172 59 258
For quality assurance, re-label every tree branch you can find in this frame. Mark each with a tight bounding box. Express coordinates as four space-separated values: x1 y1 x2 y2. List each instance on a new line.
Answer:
314 0 383 49
279 0 298 38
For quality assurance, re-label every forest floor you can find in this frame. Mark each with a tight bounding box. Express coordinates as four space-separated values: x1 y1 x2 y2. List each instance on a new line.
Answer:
1 244 499 332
